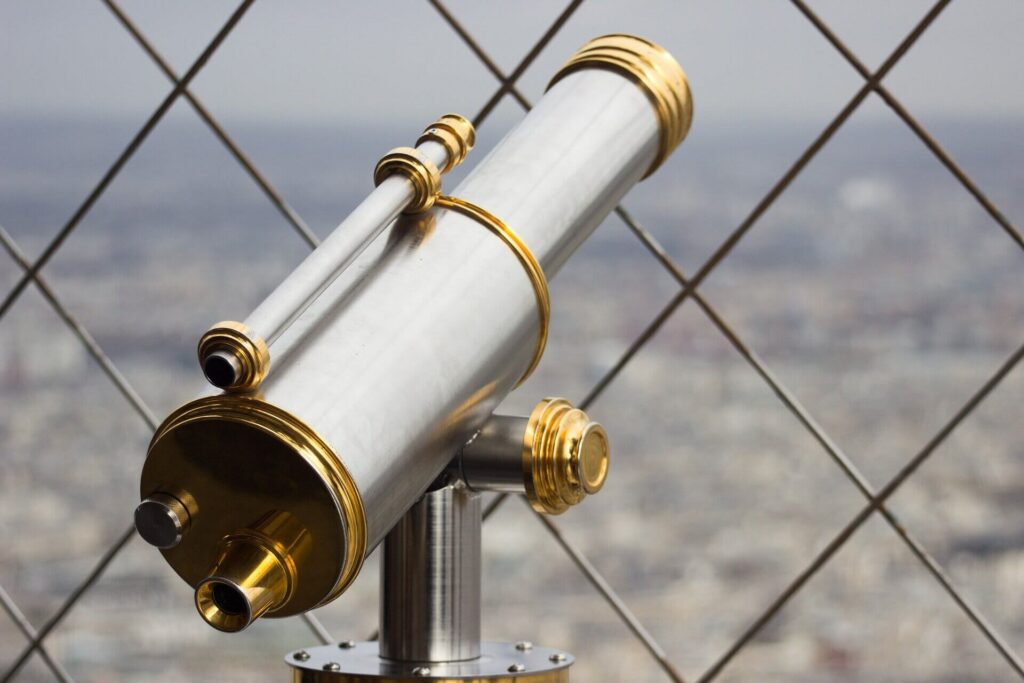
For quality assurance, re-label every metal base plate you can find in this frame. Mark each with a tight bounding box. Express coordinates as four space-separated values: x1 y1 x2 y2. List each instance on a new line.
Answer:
287 641 572 681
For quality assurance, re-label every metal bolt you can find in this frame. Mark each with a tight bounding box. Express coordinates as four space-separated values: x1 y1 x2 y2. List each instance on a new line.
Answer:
322 662 341 672
515 641 533 651
293 650 310 662
134 494 188 549
549 653 567 663
508 663 526 673
412 666 431 676
338 640 355 649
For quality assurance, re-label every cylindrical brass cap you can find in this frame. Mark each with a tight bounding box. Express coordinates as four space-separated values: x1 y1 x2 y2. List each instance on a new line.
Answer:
548 34 693 178
373 146 442 213
416 113 476 174
197 320 270 392
523 398 610 515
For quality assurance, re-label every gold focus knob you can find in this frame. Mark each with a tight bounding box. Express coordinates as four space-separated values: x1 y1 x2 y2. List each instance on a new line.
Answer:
523 398 610 515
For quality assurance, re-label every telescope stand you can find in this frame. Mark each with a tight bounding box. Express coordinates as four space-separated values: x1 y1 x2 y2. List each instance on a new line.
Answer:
286 485 574 681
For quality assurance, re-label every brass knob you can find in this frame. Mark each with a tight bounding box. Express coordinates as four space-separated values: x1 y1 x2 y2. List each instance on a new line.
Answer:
523 398 610 514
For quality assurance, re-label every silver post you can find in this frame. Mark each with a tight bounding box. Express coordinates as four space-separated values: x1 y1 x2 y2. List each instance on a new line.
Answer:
380 484 481 663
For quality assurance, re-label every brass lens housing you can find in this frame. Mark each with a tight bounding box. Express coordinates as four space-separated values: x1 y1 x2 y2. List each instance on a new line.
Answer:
141 396 366 625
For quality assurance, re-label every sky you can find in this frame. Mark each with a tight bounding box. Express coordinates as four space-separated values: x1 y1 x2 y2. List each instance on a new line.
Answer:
2 1 1024 131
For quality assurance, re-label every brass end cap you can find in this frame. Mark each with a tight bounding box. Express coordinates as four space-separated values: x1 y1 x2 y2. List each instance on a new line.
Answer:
549 34 693 178
417 114 476 174
523 398 610 515
374 146 442 213
197 321 270 392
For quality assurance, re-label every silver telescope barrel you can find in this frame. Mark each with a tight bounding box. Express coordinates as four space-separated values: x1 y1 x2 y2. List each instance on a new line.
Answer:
137 34 692 632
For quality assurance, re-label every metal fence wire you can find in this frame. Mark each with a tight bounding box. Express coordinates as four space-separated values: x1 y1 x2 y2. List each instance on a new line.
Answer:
2 0 1024 681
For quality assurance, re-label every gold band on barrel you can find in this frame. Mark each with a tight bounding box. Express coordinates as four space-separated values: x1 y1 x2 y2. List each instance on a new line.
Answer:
434 195 549 387
548 34 693 178
373 147 442 213
416 114 476 174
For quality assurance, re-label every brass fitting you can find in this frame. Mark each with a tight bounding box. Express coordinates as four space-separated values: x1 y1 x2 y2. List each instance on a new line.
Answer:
459 398 610 515
523 398 609 515
549 34 693 178
197 320 270 392
194 511 306 632
373 147 442 213
141 396 367 629
416 113 476 174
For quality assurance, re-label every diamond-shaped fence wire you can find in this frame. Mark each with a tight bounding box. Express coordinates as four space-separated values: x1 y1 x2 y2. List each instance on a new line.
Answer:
1 1 1022 681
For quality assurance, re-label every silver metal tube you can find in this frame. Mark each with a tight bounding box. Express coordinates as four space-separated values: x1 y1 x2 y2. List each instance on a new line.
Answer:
380 485 481 663
268 67 659 547
244 139 451 347
460 415 528 494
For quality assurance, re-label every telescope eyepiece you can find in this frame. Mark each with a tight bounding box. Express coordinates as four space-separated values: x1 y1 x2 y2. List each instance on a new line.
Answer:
202 350 241 389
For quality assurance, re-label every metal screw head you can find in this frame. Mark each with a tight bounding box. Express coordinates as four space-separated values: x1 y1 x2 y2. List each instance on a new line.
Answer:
508 663 526 673
412 666 431 676
549 653 567 663
322 662 341 672
338 640 355 649
515 641 533 651
292 650 310 662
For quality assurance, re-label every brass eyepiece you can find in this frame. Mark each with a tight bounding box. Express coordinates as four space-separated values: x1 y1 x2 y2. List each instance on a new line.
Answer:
194 512 305 632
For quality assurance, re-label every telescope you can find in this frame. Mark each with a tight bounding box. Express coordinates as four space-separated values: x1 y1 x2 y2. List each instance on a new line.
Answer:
135 34 691 681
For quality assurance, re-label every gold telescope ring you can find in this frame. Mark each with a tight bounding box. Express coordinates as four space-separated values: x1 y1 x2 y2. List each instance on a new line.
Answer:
434 195 550 386
373 147 442 213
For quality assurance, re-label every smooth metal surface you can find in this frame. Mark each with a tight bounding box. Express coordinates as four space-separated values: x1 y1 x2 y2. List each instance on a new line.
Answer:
287 641 571 682
261 65 661 552
244 139 450 348
460 415 528 493
380 486 481 663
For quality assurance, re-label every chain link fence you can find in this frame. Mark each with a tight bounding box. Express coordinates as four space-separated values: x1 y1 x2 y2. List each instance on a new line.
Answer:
2 1 1022 681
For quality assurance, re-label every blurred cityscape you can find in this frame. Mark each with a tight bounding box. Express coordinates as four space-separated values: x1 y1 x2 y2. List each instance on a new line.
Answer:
1 112 1023 682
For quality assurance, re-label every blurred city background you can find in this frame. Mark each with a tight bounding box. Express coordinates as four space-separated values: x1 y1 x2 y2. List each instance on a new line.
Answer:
2 1 1023 681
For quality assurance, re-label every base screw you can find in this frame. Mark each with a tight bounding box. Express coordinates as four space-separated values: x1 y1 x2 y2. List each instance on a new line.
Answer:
293 651 310 662
323 662 341 672
515 641 533 651
412 666 431 676
338 640 355 649
549 653 567 663
508 663 526 672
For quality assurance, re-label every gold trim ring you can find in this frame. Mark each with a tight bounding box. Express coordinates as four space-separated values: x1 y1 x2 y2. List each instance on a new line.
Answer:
373 147 442 213
416 114 476 174
197 321 270 392
548 34 693 178
434 195 549 386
